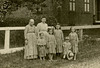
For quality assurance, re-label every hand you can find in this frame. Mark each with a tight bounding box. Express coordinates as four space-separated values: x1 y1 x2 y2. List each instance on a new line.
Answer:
25 40 28 45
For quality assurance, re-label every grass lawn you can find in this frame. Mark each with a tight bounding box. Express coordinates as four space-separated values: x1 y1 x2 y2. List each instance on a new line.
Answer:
0 41 100 68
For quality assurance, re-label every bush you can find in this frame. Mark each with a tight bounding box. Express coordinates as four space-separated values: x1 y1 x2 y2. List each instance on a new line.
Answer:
0 15 57 27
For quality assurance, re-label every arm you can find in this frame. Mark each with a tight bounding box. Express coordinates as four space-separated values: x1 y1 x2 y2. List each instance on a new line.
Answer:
24 25 28 40
46 24 48 32
63 42 65 47
61 30 64 42
36 24 40 38
68 33 71 41
76 33 79 43
35 27 38 38
24 25 28 45
47 36 50 48
43 39 47 45
54 37 57 48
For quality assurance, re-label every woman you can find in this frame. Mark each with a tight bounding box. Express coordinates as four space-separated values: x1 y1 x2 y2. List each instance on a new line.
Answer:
37 18 49 54
24 19 38 59
37 18 49 40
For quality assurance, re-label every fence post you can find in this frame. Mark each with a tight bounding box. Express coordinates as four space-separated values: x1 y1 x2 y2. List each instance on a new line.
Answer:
4 29 10 50
79 29 83 41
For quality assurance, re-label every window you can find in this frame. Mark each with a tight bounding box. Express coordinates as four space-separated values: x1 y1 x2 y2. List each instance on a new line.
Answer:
69 0 75 11
84 0 90 12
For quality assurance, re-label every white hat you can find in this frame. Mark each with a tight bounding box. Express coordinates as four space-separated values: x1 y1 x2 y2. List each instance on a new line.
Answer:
67 50 74 60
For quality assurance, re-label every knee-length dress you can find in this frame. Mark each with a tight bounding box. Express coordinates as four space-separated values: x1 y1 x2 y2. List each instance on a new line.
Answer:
69 32 79 53
48 35 57 54
37 38 46 57
63 42 71 55
54 29 64 53
24 25 38 59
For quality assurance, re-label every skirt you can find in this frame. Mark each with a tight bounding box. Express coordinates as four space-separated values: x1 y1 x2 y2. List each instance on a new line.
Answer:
24 33 38 59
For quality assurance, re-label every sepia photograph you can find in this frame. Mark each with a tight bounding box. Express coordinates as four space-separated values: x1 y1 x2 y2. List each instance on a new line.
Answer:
0 0 100 68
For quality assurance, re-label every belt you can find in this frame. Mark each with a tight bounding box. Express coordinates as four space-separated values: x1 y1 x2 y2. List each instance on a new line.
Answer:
27 32 35 33
38 45 45 47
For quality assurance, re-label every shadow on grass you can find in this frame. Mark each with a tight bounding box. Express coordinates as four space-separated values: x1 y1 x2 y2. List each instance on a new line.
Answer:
0 41 100 68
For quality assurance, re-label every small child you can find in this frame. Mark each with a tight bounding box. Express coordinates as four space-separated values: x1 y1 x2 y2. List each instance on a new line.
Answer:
54 23 64 57
69 27 79 60
48 28 57 61
37 32 46 60
63 37 74 60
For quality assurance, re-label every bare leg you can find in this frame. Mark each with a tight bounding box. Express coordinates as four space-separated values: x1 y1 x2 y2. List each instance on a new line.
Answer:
49 54 52 61
63 55 66 59
51 54 53 61
74 53 77 60
43 57 45 60
40 57 42 60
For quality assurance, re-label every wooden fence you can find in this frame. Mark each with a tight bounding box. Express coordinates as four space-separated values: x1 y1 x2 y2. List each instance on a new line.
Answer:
0 25 100 54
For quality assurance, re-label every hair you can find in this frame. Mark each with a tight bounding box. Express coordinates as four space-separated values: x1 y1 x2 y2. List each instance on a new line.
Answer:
29 19 34 22
55 23 61 29
48 28 54 35
41 16 46 20
70 26 76 32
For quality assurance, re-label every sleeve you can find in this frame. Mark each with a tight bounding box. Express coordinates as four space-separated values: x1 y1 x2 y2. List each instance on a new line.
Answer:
54 30 56 35
76 33 79 43
54 37 57 48
61 30 64 42
37 23 41 32
69 43 72 49
37 39 40 45
47 36 50 48
36 23 40 38
68 33 71 41
55 37 57 45
63 42 65 47
34 27 38 37
24 25 28 40
46 24 48 31
44 39 47 45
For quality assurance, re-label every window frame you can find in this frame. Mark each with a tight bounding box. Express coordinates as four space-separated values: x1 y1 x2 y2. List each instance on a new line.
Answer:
69 0 76 11
84 0 90 12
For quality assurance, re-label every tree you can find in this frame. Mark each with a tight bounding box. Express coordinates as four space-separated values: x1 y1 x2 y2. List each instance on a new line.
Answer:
0 0 47 22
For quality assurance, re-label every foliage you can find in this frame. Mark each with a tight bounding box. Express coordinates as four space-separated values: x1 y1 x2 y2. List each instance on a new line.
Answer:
0 0 47 22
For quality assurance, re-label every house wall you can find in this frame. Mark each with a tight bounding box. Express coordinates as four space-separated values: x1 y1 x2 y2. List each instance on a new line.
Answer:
53 0 94 26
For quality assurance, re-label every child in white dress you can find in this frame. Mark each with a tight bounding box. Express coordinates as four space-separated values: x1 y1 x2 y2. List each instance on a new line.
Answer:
54 23 64 57
48 28 57 61
37 32 46 60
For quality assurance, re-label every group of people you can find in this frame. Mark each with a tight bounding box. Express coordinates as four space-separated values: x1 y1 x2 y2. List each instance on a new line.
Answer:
24 18 79 61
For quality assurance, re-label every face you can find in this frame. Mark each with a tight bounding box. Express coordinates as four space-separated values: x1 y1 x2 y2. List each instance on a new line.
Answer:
65 39 69 42
71 28 75 32
56 25 60 29
49 29 53 35
40 33 44 38
42 18 46 23
29 19 34 26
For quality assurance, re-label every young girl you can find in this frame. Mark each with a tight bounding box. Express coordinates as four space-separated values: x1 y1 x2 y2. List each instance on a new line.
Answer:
48 28 57 61
63 37 74 60
69 27 79 60
37 32 46 60
24 19 38 59
54 23 64 57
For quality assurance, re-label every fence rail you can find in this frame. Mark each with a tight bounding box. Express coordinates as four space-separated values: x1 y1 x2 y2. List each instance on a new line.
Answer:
0 25 100 54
